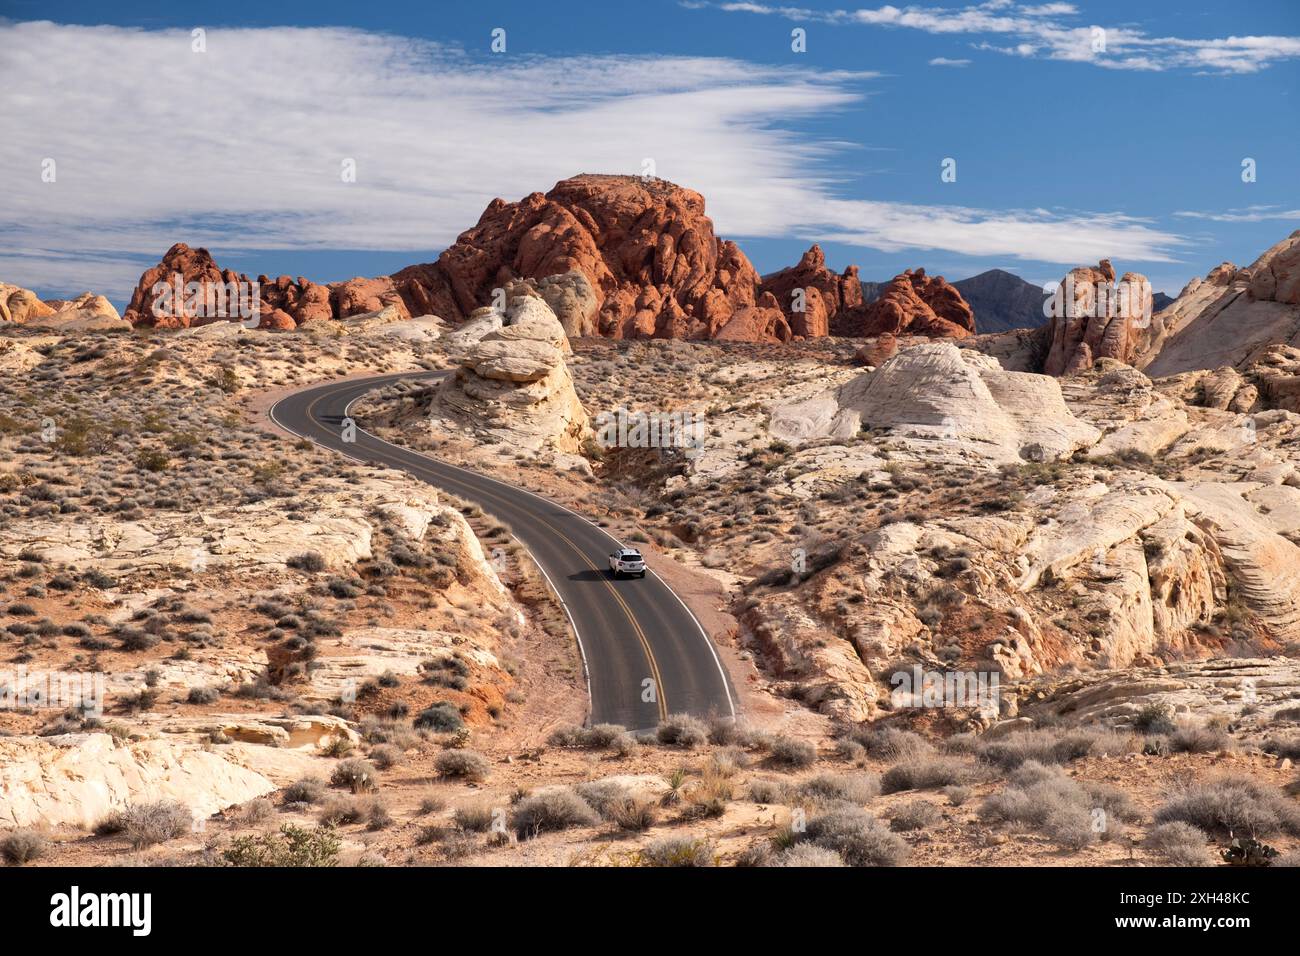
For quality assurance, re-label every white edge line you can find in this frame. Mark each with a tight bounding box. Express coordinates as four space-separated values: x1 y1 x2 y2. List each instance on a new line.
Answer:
273 372 737 723
270 379 594 727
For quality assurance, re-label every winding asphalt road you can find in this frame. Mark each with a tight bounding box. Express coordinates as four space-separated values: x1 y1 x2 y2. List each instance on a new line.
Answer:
269 372 736 731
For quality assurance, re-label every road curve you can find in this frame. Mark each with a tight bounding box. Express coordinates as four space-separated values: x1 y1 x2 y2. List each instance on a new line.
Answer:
269 371 736 731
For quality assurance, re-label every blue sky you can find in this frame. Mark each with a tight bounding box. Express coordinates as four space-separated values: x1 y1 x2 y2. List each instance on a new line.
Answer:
2 0 1297 306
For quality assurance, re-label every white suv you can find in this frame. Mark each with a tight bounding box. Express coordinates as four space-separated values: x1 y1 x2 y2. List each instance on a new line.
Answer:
608 548 646 578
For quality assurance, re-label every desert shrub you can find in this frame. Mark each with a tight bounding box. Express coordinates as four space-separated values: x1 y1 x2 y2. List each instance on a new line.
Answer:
1133 701 1177 735
770 843 846 867
881 756 973 793
656 713 707 749
236 798 275 826
852 727 935 762
889 799 941 832
317 796 363 826
707 716 742 746
223 825 340 867
681 770 733 821
454 802 498 833
434 749 490 781
1044 804 1098 850
414 702 464 732
0 829 48 865
547 722 635 753
287 552 326 573
769 736 817 769
797 806 909 867
330 758 378 793
1144 822 1215 866
708 747 750 777
943 785 973 807
1168 725 1235 754
283 775 327 805
186 686 220 705
117 627 158 652
798 772 880 804
734 843 774 867
609 797 657 832
417 793 447 815
748 778 791 805
835 739 868 763
109 801 193 849
640 836 716 867
1155 778 1300 839
980 762 1134 848
510 789 599 839
574 780 631 819
365 799 393 830
1264 736 1300 760
977 727 1135 771
368 744 402 770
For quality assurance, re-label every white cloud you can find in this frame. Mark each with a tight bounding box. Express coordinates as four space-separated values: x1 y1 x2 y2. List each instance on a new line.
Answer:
928 57 972 66
1 21 1186 300
708 2 1300 73
1174 206 1300 223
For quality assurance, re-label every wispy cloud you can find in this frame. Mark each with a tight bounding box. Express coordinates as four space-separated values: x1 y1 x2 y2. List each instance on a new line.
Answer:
1 21 1186 300
928 56 971 66
705 1 1300 73
1174 205 1300 223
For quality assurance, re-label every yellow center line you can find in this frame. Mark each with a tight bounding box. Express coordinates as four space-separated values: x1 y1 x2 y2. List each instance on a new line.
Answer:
296 385 669 720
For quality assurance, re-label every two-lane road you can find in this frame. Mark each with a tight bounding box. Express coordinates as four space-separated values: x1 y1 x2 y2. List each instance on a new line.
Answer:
269 372 736 731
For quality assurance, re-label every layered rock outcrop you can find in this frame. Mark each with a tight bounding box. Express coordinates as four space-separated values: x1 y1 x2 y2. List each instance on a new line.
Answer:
770 341 1099 465
434 295 592 452
1 283 127 331
1042 259 1154 375
1138 232 1300 378
835 269 976 339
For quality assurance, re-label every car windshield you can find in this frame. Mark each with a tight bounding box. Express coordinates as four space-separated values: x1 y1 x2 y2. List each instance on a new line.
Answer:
621 551 641 559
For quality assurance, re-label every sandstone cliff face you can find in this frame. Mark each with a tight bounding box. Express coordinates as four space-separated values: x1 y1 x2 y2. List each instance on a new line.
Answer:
1042 259 1153 376
1 282 126 331
1138 233 1300 378
433 296 592 453
835 269 976 339
770 341 1099 465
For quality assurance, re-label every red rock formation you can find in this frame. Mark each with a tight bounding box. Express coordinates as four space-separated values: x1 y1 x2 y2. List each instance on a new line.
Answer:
712 292 791 343
421 174 785 341
123 177 793 342
838 269 975 339
758 244 863 339
119 178 985 346
123 244 334 329
1043 260 1152 376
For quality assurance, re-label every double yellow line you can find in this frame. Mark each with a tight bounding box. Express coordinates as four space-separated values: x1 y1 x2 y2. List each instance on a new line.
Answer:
530 516 668 721
294 384 669 721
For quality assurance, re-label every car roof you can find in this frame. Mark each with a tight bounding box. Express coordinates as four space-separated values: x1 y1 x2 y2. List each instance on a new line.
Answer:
618 548 642 556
